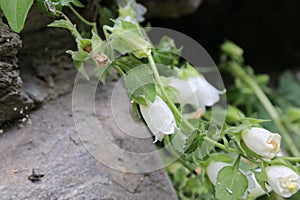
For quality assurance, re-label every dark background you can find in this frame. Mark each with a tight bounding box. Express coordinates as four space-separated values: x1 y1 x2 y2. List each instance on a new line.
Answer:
149 0 300 73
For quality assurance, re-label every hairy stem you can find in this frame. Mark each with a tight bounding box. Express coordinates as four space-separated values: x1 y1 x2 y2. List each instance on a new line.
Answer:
69 4 97 29
228 62 300 156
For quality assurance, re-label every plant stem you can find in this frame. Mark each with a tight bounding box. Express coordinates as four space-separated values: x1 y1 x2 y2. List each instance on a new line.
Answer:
69 5 97 28
283 157 300 162
228 62 300 157
147 54 238 154
147 54 183 123
113 65 126 77
178 157 197 175
203 136 238 153
164 136 196 175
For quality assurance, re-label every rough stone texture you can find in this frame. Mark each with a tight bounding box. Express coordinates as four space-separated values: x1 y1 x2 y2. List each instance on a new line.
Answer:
0 76 178 199
0 17 33 126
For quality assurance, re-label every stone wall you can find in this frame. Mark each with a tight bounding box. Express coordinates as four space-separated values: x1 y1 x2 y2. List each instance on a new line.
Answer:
0 16 33 126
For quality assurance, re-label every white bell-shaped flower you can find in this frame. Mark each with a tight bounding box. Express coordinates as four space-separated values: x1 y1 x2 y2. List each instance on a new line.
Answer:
241 127 281 159
266 165 300 198
207 161 231 185
169 76 225 112
245 170 271 199
140 96 176 142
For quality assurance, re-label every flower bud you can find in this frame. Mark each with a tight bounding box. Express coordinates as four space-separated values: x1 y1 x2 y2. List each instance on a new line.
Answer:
140 96 176 142
266 165 300 198
241 127 281 159
169 76 225 112
207 161 231 185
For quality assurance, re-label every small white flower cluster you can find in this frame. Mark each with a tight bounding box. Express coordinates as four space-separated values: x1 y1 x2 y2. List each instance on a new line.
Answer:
207 161 300 198
140 73 224 142
137 66 300 198
207 161 270 199
207 128 300 198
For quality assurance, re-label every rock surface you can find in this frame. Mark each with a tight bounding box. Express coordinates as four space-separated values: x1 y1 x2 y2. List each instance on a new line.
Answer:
0 17 33 126
0 75 178 199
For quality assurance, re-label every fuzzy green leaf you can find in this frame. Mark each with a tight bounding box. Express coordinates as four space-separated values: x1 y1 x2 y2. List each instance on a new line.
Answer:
216 166 248 200
0 0 34 33
171 129 187 153
48 19 81 39
124 65 156 105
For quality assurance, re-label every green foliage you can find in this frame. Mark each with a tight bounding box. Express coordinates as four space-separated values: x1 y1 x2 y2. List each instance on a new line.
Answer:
104 19 151 58
124 65 156 106
277 72 300 108
0 0 34 33
254 169 269 193
216 165 248 200
171 129 188 154
48 19 82 38
43 1 300 199
153 36 182 66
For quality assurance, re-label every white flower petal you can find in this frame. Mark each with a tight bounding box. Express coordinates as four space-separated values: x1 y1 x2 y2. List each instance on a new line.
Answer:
207 161 231 185
266 165 300 198
140 96 176 142
242 127 281 159
169 77 198 106
188 77 225 108
168 76 225 113
245 170 271 199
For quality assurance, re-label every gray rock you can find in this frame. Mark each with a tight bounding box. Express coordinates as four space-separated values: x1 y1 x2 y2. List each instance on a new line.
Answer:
0 17 34 126
0 79 178 199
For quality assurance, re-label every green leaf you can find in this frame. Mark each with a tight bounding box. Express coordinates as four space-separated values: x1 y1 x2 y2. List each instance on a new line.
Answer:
226 105 245 124
105 19 151 58
171 129 187 153
110 30 151 58
184 130 202 154
153 36 182 66
48 19 82 39
179 176 214 200
176 63 200 80
254 170 269 193
73 60 89 80
208 153 235 165
287 107 300 123
215 166 248 200
124 65 156 105
0 0 34 32
278 71 300 107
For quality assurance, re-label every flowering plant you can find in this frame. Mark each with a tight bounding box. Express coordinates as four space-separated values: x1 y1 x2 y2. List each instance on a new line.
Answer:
48 1 300 199
3 0 300 199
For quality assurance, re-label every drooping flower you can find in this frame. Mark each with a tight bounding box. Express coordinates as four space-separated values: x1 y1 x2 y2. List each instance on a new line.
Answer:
241 127 281 159
140 96 176 142
207 161 231 185
168 76 225 112
265 165 300 198
245 170 271 199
